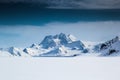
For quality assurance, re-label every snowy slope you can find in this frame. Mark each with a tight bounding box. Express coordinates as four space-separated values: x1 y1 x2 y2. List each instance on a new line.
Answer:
94 36 120 56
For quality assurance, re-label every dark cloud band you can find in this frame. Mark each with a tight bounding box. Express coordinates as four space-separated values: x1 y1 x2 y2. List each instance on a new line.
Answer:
0 0 120 9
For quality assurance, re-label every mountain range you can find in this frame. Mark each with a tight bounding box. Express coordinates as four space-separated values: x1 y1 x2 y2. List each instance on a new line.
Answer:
0 33 120 57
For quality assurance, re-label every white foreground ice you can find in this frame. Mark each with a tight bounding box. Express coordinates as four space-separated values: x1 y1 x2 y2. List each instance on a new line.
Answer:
0 57 120 80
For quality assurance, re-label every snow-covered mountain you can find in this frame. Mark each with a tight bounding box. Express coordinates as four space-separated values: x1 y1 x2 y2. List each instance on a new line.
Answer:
23 33 87 57
0 47 29 57
94 36 120 56
0 33 120 57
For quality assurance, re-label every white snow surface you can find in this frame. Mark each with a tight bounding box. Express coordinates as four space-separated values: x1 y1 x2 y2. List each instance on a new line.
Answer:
0 57 120 80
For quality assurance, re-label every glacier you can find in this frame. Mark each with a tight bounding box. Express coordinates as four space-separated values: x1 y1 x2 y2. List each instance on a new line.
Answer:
0 33 120 57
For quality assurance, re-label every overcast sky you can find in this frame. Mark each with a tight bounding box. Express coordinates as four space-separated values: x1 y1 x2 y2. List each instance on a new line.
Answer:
0 0 120 9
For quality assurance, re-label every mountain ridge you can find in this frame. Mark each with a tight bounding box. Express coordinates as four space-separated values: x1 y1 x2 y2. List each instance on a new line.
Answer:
0 33 120 57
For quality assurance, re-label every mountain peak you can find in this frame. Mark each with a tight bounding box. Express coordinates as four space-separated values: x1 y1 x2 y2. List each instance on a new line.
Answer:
100 36 120 50
68 34 77 42
40 35 57 49
40 33 78 49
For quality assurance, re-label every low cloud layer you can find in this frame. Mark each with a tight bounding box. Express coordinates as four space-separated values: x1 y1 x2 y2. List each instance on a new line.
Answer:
0 21 120 48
